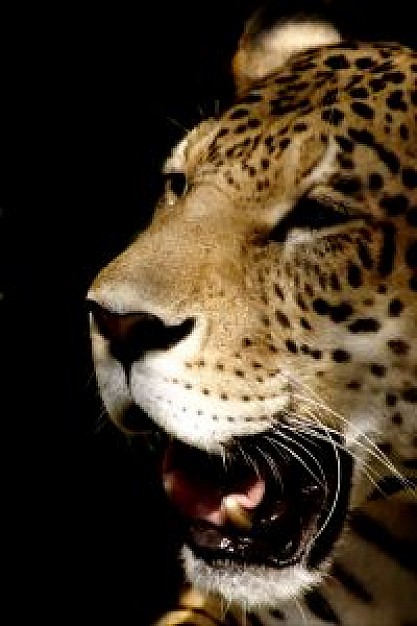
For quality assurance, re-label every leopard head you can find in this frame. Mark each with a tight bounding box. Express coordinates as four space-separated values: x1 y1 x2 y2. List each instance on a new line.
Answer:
87 17 417 608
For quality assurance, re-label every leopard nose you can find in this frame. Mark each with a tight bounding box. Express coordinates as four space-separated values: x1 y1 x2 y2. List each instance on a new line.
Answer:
88 300 196 369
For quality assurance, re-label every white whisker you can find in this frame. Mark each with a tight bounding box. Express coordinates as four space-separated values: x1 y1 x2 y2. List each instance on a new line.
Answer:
166 115 190 133
289 421 386 493
270 427 327 486
255 444 284 490
266 436 325 488
290 391 410 488
235 442 262 478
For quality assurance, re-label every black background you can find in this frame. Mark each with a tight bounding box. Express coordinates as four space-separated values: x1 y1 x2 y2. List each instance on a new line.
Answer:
3 1 414 624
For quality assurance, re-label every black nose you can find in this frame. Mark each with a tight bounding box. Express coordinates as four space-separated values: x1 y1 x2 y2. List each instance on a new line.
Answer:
88 300 195 370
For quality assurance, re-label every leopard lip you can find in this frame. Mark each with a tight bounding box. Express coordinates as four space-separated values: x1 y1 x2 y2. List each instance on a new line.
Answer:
160 430 353 569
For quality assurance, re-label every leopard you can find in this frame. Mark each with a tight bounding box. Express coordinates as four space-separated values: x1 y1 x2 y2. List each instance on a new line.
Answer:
87 10 417 626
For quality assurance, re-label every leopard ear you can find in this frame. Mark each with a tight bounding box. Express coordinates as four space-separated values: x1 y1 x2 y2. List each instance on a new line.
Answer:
232 13 341 96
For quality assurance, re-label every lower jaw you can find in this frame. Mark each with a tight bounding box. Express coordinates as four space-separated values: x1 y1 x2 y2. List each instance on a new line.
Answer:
181 544 322 607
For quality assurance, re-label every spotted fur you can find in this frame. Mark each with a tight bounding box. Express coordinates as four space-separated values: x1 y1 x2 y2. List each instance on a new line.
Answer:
88 15 417 626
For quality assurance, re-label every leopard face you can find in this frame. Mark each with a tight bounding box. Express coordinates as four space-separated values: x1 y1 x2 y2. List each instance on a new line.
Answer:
87 19 417 609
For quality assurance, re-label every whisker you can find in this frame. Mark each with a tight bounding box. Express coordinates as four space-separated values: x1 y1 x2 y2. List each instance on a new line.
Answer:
197 103 206 120
281 410 395 493
255 443 284 491
279 416 342 545
269 427 327 486
290 391 411 488
85 369 98 390
235 441 261 478
220 446 230 476
295 423 386 492
308 426 341 548
93 404 111 434
214 98 221 118
266 436 325 488
166 115 190 133
298 427 382 490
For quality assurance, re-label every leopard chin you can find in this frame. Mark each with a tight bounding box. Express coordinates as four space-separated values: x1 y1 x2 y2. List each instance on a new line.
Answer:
181 547 321 608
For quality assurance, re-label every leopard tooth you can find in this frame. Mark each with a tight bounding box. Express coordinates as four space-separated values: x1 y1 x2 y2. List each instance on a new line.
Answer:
222 494 253 531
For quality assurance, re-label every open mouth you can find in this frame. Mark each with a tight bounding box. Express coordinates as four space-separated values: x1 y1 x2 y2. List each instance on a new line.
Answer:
126 407 353 570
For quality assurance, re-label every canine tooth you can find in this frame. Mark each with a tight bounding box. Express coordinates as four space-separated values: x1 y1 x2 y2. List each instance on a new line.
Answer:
222 494 253 530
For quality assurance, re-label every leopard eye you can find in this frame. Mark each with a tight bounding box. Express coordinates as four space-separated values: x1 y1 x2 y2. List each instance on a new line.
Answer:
164 172 188 205
269 195 358 243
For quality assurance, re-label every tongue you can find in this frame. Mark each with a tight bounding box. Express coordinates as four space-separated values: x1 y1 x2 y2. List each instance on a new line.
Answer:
162 444 265 527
